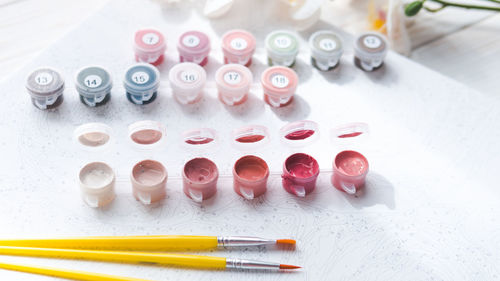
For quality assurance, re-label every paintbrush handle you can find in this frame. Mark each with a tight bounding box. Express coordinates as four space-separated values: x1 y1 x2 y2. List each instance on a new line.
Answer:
0 246 227 269
0 261 151 281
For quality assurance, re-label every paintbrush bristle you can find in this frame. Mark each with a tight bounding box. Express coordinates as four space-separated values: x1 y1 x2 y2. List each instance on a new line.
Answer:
279 264 301 270
276 239 296 245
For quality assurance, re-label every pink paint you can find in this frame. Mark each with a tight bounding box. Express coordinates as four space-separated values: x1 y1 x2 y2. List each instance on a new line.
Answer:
331 150 369 194
129 121 166 148
177 31 211 66
131 160 167 204
221 29 256 66
233 155 269 200
282 153 319 197
261 66 298 107
338 132 363 138
185 138 214 145
183 128 216 146
285 129 315 140
215 64 252 106
182 158 219 202
133 29 166 66
130 129 162 145
236 135 265 143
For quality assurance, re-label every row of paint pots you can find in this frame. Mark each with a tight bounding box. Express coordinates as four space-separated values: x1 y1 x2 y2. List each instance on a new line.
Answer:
135 28 388 72
78 151 369 208
25 63 297 110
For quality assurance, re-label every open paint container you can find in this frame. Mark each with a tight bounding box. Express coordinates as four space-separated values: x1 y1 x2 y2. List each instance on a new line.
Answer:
123 63 161 105
74 123 112 151
182 128 217 147
231 125 270 151
79 162 115 207
75 66 112 107
177 31 211 66
131 159 167 205
169 62 207 104
221 29 256 66
309 30 343 71
261 66 298 107
26 67 65 110
280 120 320 197
128 120 167 150
353 32 388 72
133 28 166 66
215 64 253 106
265 30 300 67
330 122 370 194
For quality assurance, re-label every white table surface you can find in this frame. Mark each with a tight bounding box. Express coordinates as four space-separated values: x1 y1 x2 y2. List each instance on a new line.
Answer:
0 0 500 280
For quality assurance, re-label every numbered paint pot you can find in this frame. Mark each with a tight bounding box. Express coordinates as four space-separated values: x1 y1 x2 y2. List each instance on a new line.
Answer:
282 153 319 197
133 28 166 66
265 30 299 67
123 63 160 105
331 150 369 194
75 66 112 107
182 158 219 203
168 62 207 104
215 64 253 106
131 160 167 205
177 31 211 66
26 68 64 110
221 29 256 66
79 162 115 208
353 32 388 71
309 30 343 71
233 155 269 200
261 66 298 107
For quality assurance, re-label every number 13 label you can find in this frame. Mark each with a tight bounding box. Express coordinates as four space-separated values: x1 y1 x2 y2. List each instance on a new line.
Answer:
35 72 53 86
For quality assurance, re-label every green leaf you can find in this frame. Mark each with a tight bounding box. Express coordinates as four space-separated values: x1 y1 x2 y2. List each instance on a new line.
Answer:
405 1 424 16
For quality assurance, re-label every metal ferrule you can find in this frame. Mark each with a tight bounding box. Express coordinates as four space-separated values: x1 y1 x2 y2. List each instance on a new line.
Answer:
226 258 281 270
217 236 276 247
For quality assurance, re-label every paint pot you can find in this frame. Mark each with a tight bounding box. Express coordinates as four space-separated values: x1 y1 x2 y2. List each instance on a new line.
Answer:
331 150 369 194
282 153 319 197
309 30 343 71
182 128 217 146
177 31 211 66
182 157 219 202
233 155 269 200
168 62 207 104
221 29 256 66
280 120 319 146
231 125 270 151
265 30 299 67
131 159 167 205
26 68 64 110
215 64 253 106
79 162 115 208
353 32 388 72
128 120 166 149
74 123 112 150
75 66 112 107
133 28 166 66
123 63 160 105
261 66 298 107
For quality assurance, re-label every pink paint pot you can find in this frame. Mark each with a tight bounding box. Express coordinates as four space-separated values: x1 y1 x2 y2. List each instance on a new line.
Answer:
182 158 219 203
215 64 253 106
177 31 211 66
232 125 270 151
169 62 207 104
133 28 166 66
331 150 369 194
280 120 319 147
221 29 256 66
131 160 167 205
282 153 320 197
233 155 269 200
128 120 166 150
261 66 298 107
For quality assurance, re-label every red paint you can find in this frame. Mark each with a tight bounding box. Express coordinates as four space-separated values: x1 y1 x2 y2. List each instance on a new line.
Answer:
185 137 214 145
331 150 369 194
285 129 315 140
338 132 362 138
235 135 265 143
282 153 319 197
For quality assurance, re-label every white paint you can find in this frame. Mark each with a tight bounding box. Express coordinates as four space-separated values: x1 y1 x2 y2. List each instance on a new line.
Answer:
80 166 113 189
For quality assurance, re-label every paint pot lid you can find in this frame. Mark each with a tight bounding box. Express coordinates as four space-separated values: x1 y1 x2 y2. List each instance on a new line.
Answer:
74 123 113 150
182 128 218 149
123 63 160 93
280 120 319 147
26 67 65 97
353 32 388 59
330 122 370 149
134 28 167 54
231 125 270 151
261 66 298 96
79 161 115 194
221 29 256 55
128 120 166 149
75 66 112 96
309 30 343 58
169 62 207 90
177 30 211 55
215 64 253 93
265 30 300 58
